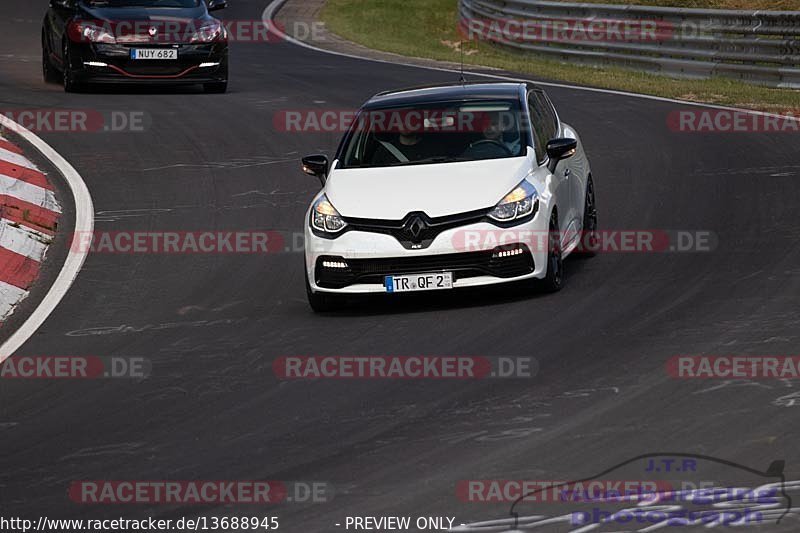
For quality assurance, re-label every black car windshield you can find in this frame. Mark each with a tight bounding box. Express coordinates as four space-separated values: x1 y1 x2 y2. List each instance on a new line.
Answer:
84 0 201 7
339 100 527 168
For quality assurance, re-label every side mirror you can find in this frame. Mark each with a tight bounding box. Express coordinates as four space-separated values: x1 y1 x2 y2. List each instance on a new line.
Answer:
207 0 227 11
302 154 329 185
546 138 577 172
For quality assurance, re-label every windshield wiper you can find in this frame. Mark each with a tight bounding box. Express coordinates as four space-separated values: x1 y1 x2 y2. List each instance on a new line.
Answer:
389 156 470 166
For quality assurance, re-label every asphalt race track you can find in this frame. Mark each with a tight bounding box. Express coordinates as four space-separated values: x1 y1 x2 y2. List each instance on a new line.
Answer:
1 0 800 531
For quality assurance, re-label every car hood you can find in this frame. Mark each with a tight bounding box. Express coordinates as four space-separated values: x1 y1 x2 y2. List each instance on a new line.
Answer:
326 156 532 220
78 3 208 22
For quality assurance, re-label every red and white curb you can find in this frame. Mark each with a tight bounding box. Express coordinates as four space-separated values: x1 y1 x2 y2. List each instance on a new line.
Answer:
0 117 94 362
0 136 61 322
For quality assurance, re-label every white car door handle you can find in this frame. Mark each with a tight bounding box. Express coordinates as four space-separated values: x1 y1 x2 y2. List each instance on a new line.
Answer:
564 168 571 178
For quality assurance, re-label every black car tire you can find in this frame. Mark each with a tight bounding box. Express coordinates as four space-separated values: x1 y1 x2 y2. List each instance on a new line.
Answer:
62 43 84 93
540 210 564 292
575 175 599 257
42 39 59 84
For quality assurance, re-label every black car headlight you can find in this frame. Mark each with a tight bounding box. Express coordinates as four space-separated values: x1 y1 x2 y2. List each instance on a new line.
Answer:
67 21 117 44
190 21 225 43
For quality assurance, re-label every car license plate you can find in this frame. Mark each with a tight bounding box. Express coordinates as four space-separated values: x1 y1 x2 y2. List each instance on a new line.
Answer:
385 272 453 293
130 49 177 60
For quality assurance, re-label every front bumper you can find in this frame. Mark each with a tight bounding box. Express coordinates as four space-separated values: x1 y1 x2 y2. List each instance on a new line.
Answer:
67 41 228 84
305 210 549 294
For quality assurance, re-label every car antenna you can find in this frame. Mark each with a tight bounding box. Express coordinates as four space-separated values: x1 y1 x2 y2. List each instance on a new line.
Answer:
459 39 466 84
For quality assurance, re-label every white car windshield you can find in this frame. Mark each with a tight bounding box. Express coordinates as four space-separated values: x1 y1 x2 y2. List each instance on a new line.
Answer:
339 100 527 168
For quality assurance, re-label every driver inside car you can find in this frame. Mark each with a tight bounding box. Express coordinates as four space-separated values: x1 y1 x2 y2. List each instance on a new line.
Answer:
479 112 521 156
376 128 432 164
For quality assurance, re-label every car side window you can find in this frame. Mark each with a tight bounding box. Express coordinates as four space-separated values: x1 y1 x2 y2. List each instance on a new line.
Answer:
528 91 559 165
527 93 548 164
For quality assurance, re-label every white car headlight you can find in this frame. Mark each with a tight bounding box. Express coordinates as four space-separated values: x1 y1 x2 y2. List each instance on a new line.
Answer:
311 195 347 233
488 180 538 222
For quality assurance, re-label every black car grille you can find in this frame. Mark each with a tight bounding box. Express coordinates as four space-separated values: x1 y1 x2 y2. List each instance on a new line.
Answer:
119 63 191 75
342 209 489 250
315 246 534 289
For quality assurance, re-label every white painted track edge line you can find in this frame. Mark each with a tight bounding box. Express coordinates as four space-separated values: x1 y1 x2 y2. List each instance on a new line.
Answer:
261 0 800 123
0 116 95 362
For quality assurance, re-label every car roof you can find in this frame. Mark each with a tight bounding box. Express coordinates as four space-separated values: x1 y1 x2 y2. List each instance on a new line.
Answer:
363 82 534 109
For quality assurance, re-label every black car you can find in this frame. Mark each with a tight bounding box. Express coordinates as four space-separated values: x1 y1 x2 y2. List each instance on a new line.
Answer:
42 0 229 93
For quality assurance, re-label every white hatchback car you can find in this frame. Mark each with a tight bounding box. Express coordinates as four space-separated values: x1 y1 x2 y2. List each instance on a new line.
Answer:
301 82 597 311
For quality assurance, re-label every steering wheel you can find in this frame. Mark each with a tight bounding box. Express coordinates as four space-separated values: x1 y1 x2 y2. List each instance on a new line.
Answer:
467 139 513 156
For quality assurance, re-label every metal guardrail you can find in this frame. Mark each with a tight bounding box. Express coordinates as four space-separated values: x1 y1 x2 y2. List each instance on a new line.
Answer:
459 0 800 88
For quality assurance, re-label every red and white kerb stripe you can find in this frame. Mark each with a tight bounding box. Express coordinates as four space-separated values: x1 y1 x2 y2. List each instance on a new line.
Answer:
0 136 61 322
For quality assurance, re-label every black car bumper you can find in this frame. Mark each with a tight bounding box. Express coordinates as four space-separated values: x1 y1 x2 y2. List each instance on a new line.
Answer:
66 41 228 84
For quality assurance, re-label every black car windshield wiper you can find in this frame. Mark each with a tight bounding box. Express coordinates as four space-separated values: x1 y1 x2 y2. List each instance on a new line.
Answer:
85 0 196 6
389 156 471 166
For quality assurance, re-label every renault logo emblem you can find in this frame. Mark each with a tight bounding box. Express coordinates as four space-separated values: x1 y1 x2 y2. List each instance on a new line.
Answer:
405 215 427 240
148 26 158 37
